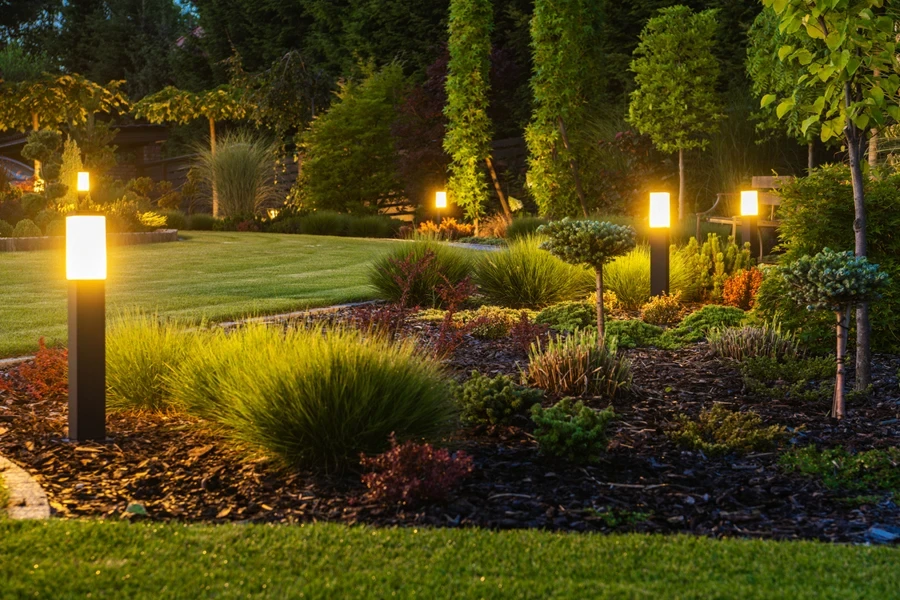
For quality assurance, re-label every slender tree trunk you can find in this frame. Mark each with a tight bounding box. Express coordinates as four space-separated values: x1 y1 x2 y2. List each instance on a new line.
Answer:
833 308 851 420
596 266 605 348
557 117 589 217
31 111 41 180
844 83 870 390
678 148 685 222
807 141 815 175
868 130 878 168
209 117 219 217
485 157 512 223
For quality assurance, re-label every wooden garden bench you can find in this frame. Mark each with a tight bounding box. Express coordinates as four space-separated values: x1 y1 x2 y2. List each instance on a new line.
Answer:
694 176 794 242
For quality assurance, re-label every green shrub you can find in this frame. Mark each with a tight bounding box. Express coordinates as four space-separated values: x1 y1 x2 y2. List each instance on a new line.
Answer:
458 371 544 427
196 131 278 218
741 355 835 403
186 213 217 231
708 323 802 362
780 445 900 492
12 219 41 237
171 324 456 471
535 301 596 332
753 268 834 353
474 234 594 308
640 292 684 326
506 216 548 240
603 245 700 309
299 211 351 236
0 219 12 237
346 215 402 238
161 210 187 230
454 306 530 339
530 398 616 463
666 305 745 343
44 219 65 237
525 329 631 398
669 405 789 456
679 233 751 302
604 319 668 349
368 241 474 308
106 313 196 411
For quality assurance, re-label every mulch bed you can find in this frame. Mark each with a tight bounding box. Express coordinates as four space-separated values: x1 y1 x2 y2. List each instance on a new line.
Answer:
1 311 899 544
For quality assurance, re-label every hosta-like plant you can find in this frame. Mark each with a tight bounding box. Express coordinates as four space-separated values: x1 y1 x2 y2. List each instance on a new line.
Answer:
780 248 889 419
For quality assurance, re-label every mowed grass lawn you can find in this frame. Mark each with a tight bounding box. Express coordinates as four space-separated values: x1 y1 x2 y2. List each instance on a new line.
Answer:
0 231 401 357
1 521 898 599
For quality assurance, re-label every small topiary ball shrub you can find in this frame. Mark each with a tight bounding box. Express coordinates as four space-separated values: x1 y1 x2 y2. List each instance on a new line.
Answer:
741 355 836 403
0 338 67 401
360 435 474 506
525 329 631 398
640 292 684 326
44 219 65 237
604 319 667 349
12 218 42 237
779 445 900 493
457 371 544 427
474 234 594 309
722 268 763 310
369 241 474 308
0 219 13 237
170 324 456 471
669 405 789 456
708 323 803 362
535 301 596 332
530 398 616 463
666 305 745 343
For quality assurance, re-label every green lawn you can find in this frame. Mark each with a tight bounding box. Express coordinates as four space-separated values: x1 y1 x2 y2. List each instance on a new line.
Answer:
1 521 897 599
0 231 401 357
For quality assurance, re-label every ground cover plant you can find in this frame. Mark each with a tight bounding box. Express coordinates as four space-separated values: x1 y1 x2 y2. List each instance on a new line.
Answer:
780 446 900 493
0 231 397 357
457 371 543 427
669 405 789 456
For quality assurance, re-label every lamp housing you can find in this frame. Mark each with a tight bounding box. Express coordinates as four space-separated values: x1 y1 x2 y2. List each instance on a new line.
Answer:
740 190 759 217
649 192 671 228
435 191 447 209
66 214 107 281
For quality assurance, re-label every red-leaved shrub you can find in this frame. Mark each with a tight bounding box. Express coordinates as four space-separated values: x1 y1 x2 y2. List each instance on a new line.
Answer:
723 268 764 310
360 435 474 505
510 313 550 353
0 338 68 401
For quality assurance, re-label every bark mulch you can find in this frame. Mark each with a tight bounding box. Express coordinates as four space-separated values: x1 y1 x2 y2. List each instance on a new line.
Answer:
1 317 899 544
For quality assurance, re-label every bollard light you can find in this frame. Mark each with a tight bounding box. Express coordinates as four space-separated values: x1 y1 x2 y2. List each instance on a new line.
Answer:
740 190 761 261
77 171 90 193
648 192 670 297
435 191 447 209
66 208 107 441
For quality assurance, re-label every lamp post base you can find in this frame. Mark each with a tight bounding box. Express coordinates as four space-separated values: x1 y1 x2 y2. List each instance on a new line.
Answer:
68 280 106 441
649 229 670 297
742 216 760 262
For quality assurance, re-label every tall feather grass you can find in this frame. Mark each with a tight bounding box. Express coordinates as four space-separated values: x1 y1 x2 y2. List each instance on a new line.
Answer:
474 234 595 308
603 245 699 309
196 131 278 217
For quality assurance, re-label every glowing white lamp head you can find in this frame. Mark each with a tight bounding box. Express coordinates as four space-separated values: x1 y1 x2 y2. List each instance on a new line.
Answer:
435 191 447 209
741 190 759 217
649 192 671 228
66 215 107 281
77 171 90 193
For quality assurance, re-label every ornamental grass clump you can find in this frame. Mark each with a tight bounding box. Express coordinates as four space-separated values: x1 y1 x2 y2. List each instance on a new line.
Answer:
530 398 616 463
525 329 631 398
780 248 890 419
708 322 802 362
538 219 636 342
369 241 474 308
474 234 594 308
195 131 278 217
173 324 456 471
457 371 544 427
603 245 700 309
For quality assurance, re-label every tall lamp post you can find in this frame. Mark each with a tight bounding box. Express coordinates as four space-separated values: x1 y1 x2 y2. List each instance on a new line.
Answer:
740 190 760 262
435 190 447 225
649 192 671 297
66 172 107 441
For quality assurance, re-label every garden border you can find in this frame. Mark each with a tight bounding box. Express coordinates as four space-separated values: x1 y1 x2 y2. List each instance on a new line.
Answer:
0 229 179 252
0 454 50 520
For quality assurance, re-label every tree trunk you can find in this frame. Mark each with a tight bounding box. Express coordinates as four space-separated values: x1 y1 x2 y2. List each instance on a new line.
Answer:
678 148 685 222
210 116 219 217
807 140 815 175
557 117 589 217
596 266 605 348
833 308 851 420
31 111 41 180
868 130 878 169
844 83 870 390
485 156 512 223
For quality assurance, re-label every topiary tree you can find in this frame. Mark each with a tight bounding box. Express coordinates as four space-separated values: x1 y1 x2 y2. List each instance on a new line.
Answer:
780 248 889 420
627 5 723 221
538 219 636 344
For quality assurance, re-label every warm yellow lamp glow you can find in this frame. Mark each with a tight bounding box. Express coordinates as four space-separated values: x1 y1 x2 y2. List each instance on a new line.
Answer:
435 191 447 209
66 215 107 281
741 190 759 217
77 171 90 193
649 192 671 228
